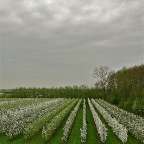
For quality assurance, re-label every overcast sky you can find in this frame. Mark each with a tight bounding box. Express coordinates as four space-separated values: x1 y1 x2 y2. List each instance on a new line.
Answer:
0 0 144 89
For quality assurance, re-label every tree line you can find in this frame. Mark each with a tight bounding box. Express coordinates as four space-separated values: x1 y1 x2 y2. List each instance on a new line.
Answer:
93 64 144 116
1 86 102 98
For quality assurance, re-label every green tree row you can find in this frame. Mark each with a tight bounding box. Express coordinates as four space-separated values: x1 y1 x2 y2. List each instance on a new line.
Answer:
93 64 144 116
1 86 103 99
106 64 144 116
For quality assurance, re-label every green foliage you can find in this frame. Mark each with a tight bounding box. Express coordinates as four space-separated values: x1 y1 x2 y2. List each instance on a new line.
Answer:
110 97 120 105
132 97 144 116
124 100 133 111
24 99 74 140
42 99 78 142
103 64 144 117
7 86 103 99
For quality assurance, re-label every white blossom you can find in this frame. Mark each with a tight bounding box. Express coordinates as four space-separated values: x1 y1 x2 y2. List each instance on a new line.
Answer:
88 98 107 143
91 99 128 143
96 99 144 142
62 99 82 142
80 99 87 143
42 99 79 142
0 98 65 138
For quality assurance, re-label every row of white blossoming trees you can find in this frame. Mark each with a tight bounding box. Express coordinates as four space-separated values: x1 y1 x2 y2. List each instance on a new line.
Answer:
0 98 143 143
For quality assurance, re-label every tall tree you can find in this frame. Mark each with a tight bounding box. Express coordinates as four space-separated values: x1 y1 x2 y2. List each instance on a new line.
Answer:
93 66 114 99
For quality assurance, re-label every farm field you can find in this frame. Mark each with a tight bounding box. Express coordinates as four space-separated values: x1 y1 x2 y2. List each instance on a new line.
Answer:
0 98 143 144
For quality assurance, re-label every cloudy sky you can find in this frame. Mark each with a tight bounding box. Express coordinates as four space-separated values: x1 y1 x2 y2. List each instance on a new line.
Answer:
0 0 144 89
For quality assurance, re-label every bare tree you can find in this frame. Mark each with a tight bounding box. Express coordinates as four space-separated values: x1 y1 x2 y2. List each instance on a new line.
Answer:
93 66 114 99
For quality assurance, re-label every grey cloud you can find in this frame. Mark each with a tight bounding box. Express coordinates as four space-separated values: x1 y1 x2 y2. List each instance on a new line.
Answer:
0 0 143 88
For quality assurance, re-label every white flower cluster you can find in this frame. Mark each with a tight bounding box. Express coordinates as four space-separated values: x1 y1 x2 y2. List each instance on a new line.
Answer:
96 99 144 142
62 99 82 142
0 98 65 138
0 98 22 106
80 99 87 143
0 98 47 113
42 99 78 142
88 98 107 143
0 98 46 123
91 99 128 143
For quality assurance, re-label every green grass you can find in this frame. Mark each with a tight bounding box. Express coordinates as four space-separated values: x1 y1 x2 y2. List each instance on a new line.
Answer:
48 117 67 144
86 103 101 144
0 134 44 144
67 102 83 144
126 132 142 144
25 134 44 144
0 135 24 144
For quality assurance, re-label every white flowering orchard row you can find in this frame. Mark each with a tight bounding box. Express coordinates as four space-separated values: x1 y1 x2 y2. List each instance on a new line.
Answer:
0 98 22 106
0 98 65 138
0 98 15 102
0 98 47 125
24 99 74 139
80 99 87 143
62 99 82 142
91 99 128 143
0 98 29 108
42 99 78 142
0 98 25 102
88 98 107 143
96 99 144 142
0 99 65 137
0 98 47 113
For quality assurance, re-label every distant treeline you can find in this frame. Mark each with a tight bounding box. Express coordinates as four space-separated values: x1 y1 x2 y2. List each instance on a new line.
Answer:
0 64 143 116
1 86 100 98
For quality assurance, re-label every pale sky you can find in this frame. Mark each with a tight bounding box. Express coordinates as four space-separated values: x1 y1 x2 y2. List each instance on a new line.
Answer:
0 0 144 89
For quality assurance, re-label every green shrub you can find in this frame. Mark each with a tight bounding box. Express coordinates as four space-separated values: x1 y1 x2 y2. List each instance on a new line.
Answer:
110 97 120 105
123 100 133 112
132 98 144 116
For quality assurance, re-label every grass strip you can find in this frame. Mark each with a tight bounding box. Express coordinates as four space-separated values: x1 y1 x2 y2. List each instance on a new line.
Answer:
86 100 101 144
67 101 83 144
